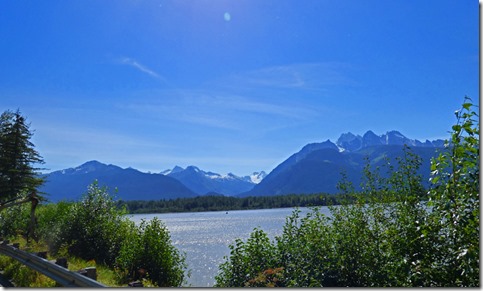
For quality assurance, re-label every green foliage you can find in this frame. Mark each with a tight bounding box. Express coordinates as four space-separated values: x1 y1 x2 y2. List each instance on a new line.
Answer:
215 228 278 287
425 96 479 286
116 218 187 287
275 208 333 287
50 181 128 265
35 201 74 253
0 203 31 239
244 267 285 287
31 181 188 287
0 109 44 201
0 256 56 287
215 98 479 287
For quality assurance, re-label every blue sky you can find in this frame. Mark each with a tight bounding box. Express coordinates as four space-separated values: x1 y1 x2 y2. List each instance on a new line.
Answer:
0 1 479 176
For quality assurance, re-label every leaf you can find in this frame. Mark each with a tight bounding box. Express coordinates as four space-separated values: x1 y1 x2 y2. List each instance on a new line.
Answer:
462 103 472 110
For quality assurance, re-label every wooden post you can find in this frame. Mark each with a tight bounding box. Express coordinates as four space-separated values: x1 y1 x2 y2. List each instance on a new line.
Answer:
85 267 97 281
79 267 97 281
55 257 68 269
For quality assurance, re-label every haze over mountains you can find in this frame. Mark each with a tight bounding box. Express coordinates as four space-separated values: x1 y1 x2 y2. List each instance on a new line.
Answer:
39 130 445 202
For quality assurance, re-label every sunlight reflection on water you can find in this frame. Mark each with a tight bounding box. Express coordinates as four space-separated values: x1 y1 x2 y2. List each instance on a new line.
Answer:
129 207 330 287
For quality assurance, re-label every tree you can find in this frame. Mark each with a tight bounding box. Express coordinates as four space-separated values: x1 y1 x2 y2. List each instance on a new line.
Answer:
0 109 44 201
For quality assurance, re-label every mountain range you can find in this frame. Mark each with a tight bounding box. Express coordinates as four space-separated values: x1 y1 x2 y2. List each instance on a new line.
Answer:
40 161 197 202
39 130 445 202
239 130 444 197
160 166 266 196
39 161 266 202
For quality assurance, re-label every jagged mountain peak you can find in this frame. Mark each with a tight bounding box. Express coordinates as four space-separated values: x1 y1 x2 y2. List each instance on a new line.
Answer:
241 130 447 197
338 132 360 141
337 132 363 152
336 130 443 152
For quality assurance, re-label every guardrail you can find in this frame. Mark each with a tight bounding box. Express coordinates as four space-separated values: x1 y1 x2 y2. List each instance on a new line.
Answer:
0 242 106 287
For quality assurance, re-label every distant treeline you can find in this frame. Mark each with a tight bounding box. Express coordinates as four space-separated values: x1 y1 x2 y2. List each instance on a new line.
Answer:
117 193 348 214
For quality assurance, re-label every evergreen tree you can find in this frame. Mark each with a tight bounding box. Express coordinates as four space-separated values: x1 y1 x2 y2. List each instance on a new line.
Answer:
0 109 44 201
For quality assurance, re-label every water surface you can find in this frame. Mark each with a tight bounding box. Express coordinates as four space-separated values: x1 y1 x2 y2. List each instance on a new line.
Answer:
129 207 330 287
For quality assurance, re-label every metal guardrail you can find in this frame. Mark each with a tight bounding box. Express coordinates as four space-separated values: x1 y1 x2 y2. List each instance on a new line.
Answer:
0 242 106 287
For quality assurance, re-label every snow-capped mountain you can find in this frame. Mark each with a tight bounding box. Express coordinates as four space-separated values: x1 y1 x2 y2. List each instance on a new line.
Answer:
240 130 446 197
39 130 446 201
336 130 444 152
161 166 266 196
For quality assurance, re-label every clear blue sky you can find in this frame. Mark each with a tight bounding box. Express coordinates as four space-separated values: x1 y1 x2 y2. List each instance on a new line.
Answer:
0 0 479 176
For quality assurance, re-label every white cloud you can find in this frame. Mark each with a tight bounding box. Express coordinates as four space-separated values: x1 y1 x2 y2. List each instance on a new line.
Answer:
120 90 320 131
217 62 357 90
119 57 167 82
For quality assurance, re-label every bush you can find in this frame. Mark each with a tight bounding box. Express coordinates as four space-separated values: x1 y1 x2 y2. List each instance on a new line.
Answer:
116 217 187 287
215 228 277 287
35 201 74 252
0 203 30 239
49 181 129 265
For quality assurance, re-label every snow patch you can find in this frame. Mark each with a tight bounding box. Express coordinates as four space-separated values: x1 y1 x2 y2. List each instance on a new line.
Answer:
249 171 267 184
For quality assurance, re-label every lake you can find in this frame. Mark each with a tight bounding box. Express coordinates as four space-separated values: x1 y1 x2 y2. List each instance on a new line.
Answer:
129 207 331 287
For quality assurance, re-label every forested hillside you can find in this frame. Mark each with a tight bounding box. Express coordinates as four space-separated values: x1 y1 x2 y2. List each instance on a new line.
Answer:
118 193 343 214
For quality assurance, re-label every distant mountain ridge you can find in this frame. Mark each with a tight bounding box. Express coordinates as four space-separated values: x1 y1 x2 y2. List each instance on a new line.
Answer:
161 166 266 196
336 130 444 152
39 130 446 202
40 161 197 202
240 130 446 197
40 161 267 201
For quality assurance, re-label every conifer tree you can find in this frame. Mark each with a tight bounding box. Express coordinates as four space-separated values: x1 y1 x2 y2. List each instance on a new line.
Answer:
0 109 44 201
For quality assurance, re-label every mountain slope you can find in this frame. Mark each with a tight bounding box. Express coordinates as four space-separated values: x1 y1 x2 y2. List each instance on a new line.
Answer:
40 161 197 202
240 131 445 197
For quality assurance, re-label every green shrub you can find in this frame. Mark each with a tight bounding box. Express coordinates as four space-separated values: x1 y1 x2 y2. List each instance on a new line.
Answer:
0 203 30 239
49 181 130 265
424 97 479 286
35 201 74 252
116 217 187 287
215 228 278 287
